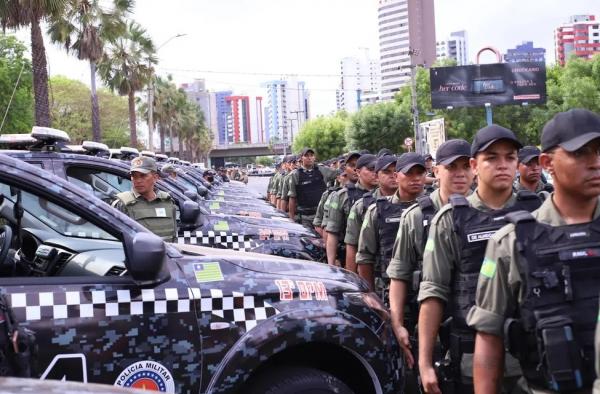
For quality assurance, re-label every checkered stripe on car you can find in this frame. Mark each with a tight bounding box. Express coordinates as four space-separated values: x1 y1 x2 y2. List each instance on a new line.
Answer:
177 230 256 251
198 288 279 331
9 288 279 332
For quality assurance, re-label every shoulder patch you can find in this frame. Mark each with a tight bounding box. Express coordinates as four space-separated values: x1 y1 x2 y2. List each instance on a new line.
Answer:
480 258 497 279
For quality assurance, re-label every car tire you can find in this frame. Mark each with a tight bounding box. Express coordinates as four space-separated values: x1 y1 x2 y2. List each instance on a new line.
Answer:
247 366 354 394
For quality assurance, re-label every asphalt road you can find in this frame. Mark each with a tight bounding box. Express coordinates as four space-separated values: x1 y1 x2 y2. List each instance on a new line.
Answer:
247 176 271 198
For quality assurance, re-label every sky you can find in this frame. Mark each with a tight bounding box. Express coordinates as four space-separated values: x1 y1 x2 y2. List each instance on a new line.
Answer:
11 0 600 120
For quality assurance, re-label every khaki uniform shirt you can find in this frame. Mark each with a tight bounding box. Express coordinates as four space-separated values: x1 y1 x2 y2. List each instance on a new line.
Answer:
344 188 382 246
417 190 518 304
279 172 293 200
321 191 337 229
325 183 370 235
287 165 337 199
387 189 444 282
112 189 177 242
466 196 600 335
356 192 416 266
467 196 600 389
272 171 283 197
313 188 339 227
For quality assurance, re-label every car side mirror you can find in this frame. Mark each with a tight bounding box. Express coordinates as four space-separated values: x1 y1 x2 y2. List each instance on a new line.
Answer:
180 200 200 223
183 190 198 201
196 185 208 197
127 232 168 285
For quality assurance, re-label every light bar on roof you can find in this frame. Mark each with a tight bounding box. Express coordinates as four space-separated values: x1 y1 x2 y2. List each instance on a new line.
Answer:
82 140 109 152
140 150 156 157
0 133 36 145
31 126 70 142
155 153 168 161
120 147 140 155
168 157 180 163
64 145 86 153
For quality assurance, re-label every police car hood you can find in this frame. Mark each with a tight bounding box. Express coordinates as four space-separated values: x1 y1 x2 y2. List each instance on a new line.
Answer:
175 244 366 291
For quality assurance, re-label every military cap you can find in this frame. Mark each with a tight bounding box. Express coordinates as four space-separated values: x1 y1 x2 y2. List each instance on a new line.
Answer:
471 124 522 157
356 154 377 170
344 151 361 164
541 108 600 152
518 146 541 164
130 156 157 174
436 139 471 165
375 154 397 172
396 152 426 173
377 148 394 157
161 163 177 174
300 147 315 156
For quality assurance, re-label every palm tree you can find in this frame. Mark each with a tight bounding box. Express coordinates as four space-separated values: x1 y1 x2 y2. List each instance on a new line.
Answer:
0 0 67 127
98 20 155 146
48 0 133 142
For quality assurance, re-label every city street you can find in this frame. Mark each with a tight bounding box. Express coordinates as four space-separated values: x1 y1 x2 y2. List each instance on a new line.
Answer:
247 175 270 198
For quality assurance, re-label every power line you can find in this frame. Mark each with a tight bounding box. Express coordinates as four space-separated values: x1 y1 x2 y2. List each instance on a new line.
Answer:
158 66 384 79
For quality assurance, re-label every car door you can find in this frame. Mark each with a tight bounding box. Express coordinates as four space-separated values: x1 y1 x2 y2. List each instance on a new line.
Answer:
0 175 202 393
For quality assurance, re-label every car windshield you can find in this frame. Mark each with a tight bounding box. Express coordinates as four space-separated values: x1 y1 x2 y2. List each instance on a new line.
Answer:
0 183 117 241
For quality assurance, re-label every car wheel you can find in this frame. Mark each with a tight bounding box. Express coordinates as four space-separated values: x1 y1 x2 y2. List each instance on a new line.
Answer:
246 366 354 394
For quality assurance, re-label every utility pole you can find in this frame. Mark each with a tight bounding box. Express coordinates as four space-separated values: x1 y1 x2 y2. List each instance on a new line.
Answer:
408 47 425 155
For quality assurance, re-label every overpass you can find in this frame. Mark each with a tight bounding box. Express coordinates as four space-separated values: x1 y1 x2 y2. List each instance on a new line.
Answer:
208 142 292 167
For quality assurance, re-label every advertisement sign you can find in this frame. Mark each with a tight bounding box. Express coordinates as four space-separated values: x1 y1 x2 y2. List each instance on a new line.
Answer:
430 62 546 109
420 119 446 157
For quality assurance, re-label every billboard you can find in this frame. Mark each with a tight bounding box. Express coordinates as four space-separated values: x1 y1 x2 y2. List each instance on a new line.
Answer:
420 118 446 157
430 62 546 109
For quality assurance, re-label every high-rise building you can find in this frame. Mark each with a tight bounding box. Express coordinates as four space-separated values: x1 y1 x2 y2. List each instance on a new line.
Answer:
180 79 218 146
377 0 436 101
224 96 252 144
263 79 310 144
214 91 233 145
504 41 546 63
436 30 468 65
336 56 380 112
555 15 600 66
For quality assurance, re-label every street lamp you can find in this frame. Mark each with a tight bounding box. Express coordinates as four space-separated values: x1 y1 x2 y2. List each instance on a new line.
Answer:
148 33 187 152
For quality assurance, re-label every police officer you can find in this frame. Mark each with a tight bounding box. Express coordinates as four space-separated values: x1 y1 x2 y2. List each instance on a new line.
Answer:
515 145 554 194
417 125 541 394
270 161 284 206
345 154 398 272
321 161 355 245
288 148 337 228
112 156 177 242
468 109 600 393
313 169 344 238
267 162 279 204
356 153 426 301
280 155 299 212
275 156 293 211
424 153 437 194
388 139 474 370
326 153 378 266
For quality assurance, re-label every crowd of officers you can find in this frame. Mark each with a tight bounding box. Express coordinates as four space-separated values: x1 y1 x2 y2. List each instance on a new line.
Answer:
267 108 600 394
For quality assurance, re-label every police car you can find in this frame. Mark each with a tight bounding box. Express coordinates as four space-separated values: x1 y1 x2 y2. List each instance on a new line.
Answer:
0 129 325 261
0 152 401 393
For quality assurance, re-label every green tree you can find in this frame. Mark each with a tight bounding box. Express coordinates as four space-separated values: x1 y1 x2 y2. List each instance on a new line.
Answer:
98 20 155 146
49 75 128 146
346 102 412 153
0 0 66 127
48 0 133 142
0 34 33 132
256 156 274 166
293 114 347 160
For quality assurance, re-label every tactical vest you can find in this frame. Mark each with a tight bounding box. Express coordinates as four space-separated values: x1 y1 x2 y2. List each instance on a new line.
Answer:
375 198 414 270
449 191 541 350
117 191 176 242
295 167 326 214
361 191 377 216
504 211 600 392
